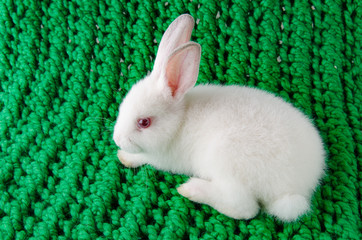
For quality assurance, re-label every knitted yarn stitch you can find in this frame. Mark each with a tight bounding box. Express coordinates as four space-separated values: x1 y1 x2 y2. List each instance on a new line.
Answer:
0 0 361 239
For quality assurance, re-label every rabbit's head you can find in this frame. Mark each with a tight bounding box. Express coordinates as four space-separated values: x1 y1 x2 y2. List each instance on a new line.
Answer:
113 14 201 154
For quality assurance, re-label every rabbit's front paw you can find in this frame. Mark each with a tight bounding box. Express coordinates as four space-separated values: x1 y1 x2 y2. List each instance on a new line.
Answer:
117 150 145 168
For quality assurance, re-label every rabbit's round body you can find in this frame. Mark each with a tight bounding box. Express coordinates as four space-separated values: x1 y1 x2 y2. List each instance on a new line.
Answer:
171 85 324 198
113 15 325 221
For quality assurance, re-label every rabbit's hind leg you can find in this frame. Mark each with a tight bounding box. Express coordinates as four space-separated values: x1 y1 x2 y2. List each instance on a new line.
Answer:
178 177 259 219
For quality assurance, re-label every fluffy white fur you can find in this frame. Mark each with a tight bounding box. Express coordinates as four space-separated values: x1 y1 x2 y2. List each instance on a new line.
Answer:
113 14 325 222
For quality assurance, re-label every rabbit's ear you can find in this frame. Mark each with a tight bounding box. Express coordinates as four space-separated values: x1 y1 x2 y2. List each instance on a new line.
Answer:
165 42 201 100
152 14 195 77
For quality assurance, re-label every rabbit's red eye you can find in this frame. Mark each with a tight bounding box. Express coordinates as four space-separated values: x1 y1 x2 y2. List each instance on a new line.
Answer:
137 118 151 129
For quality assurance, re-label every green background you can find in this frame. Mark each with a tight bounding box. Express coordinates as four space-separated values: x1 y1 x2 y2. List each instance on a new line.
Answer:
0 0 361 239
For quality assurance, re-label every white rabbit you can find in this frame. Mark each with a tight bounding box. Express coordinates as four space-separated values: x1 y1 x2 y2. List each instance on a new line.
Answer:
113 14 325 222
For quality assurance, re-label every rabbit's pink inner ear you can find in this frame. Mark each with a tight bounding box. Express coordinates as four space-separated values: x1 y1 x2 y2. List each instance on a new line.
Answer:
153 15 194 77
165 43 201 99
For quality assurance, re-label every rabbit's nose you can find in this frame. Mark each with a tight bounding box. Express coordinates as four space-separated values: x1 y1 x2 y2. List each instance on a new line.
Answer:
113 133 121 147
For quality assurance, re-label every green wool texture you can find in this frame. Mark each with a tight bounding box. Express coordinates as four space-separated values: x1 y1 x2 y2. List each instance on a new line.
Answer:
0 0 361 239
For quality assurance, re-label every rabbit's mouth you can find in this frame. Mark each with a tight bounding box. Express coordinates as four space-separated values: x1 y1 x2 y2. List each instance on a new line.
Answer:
117 137 142 154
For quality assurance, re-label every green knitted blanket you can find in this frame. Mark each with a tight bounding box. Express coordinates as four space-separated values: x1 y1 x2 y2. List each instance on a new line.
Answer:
0 0 361 239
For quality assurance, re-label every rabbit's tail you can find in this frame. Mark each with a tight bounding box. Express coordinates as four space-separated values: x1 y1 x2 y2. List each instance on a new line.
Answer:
266 194 310 222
